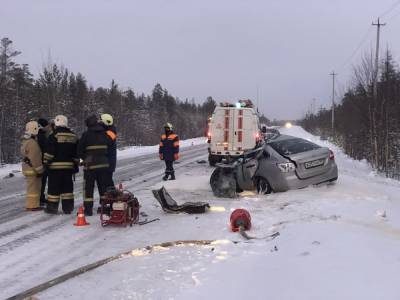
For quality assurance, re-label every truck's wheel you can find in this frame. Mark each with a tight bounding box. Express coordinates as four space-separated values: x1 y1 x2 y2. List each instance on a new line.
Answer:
255 177 272 194
208 155 222 167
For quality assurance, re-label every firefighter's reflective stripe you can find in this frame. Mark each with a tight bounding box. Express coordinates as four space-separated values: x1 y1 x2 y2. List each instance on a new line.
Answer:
61 193 74 200
168 134 177 140
106 130 116 141
27 193 40 198
49 162 74 170
23 170 36 176
86 145 107 150
43 153 54 159
35 165 44 172
48 194 60 202
56 132 76 137
56 132 78 143
84 197 94 202
85 163 110 170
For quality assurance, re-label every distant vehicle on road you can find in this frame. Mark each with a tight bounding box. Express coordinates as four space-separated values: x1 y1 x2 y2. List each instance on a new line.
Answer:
207 100 261 166
210 133 338 196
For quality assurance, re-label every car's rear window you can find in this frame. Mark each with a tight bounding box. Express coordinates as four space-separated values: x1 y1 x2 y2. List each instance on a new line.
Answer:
269 138 320 156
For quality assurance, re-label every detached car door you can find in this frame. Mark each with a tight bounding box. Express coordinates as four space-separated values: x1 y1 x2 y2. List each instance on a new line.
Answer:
236 148 261 190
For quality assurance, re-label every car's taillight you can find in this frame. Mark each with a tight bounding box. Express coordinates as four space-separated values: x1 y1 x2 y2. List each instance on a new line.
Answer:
277 162 296 173
329 150 335 160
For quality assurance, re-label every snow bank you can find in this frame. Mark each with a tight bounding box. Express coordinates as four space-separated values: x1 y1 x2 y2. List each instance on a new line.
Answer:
117 137 207 160
0 137 207 178
8 126 400 300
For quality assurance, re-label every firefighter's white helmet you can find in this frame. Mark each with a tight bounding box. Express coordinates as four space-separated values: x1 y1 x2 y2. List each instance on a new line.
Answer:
101 113 113 126
25 121 39 136
164 122 173 130
54 115 68 127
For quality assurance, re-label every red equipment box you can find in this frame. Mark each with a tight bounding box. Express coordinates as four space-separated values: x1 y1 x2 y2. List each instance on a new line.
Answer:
100 189 139 227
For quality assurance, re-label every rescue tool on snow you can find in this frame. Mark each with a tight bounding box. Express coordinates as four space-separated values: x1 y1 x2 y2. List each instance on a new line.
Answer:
74 206 90 226
152 186 210 214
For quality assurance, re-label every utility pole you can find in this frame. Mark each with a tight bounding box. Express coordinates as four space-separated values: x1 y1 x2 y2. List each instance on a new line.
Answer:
372 18 386 99
330 71 337 132
312 98 316 115
256 85 260 114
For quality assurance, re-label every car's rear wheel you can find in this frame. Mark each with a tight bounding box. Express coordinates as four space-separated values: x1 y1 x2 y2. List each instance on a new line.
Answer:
255 177 272 194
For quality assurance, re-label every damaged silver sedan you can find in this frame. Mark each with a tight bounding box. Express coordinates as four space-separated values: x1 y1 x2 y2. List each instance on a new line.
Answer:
210 134 338 197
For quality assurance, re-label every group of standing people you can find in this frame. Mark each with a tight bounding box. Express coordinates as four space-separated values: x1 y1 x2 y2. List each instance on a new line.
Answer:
21 114 117 216
21 117 180 216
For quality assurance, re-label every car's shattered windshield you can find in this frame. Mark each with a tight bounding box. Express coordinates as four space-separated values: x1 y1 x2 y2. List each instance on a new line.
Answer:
269 138 320 156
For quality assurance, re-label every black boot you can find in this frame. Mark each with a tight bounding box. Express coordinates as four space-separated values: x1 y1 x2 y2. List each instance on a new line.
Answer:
84 202 93 216
162 174 169 181
169 173 176 180
45 202 58 215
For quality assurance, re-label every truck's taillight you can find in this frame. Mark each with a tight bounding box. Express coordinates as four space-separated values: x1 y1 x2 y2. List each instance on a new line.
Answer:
329 150 335 160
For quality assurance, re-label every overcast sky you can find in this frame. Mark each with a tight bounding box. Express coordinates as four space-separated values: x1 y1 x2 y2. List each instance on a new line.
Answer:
2 0 400 119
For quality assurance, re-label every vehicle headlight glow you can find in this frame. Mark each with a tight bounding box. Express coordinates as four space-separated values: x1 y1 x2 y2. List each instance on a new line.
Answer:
277 162 296 172
284 122 292 128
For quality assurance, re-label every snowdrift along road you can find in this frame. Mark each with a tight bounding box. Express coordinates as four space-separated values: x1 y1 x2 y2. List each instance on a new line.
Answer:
1 128 400 300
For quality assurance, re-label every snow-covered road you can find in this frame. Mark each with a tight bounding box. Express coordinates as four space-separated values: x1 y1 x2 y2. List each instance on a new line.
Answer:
0 139 209 299
2 128 400 300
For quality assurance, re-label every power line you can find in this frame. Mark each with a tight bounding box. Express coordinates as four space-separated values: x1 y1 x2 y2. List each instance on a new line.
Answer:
336 27 373 71
379 0 400 18
387 8 400 21
335 1 400 72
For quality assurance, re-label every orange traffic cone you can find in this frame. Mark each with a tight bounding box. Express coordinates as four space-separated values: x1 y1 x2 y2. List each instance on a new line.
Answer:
74 206 90 226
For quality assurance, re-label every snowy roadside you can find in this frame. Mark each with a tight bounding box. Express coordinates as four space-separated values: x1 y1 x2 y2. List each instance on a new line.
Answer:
33 126 400 300
0 137 207 179
117 137 207 160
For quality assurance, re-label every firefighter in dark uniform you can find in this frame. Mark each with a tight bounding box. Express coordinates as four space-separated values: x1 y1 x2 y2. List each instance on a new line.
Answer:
37 118 52 206
44 115 79 214
159 122 179 181
100 113 117 188
78 115 113 216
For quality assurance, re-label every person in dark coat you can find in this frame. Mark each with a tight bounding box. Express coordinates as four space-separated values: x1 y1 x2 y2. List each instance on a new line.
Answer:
100 113 117 188
159 122 179 181
78 115 113 216
37 118 52 206
43 115 79 214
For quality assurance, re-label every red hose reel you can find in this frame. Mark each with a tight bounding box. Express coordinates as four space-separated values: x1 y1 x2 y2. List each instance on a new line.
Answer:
230 208 251 232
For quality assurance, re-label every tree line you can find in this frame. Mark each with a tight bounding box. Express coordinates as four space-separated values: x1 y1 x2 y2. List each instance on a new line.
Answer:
0 38 217 164
301 49 400 178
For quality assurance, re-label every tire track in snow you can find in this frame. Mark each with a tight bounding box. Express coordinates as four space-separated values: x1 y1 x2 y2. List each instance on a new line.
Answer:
0 145 208 256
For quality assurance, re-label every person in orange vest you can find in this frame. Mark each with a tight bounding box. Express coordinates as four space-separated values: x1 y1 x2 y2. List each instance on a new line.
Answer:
20 121 44 211
100 113 117 188
159 122 179 180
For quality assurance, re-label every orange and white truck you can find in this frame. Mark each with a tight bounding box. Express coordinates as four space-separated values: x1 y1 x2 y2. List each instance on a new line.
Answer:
207 100 261 166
